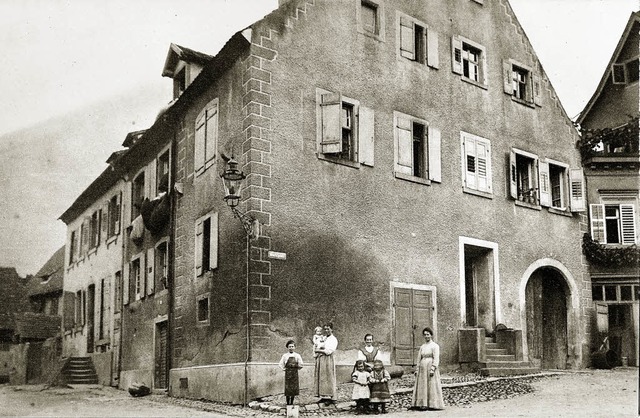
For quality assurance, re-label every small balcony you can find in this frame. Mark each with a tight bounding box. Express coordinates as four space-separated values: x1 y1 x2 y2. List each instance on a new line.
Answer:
579 117 640 166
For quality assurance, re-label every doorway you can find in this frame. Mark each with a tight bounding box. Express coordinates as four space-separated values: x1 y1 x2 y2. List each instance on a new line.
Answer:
87 284 95 353
391 283 436 366
154 320 168 389
463 244 495 330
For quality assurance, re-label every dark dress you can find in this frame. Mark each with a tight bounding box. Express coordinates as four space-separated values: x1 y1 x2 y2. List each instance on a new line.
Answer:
369 369 391 403
284 356 300 396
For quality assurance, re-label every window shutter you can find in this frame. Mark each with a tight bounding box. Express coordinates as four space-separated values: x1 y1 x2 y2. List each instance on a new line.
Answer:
205 106 218 164
463 135 476 189
209 212 219 270
82 217 91 255
73 228 80 262
451 36 463 74
320 92 343 154
538 160 550 207
569 168 586 212
114 192 121 234
140 252 146 299
101 203 109 242
480 49 488 86
400 17 415 60
503 60 513 94
533 74 542 106
63 291 76 330
595 303 609 333
426 28 439 69
195 219 204 277
620 204 637 245
194 112 206 172
476 139 491 192
590 204 606 242
358 106 375 166
427 126 441 183
147 159 157 200
527 71 535 103
123 261 130 305
611 63 626 84
81 290 86 325
146 247 155 296
396 116 413 175
508 150 518 199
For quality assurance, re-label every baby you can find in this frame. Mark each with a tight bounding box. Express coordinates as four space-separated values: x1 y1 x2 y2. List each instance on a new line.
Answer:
312 326 325 358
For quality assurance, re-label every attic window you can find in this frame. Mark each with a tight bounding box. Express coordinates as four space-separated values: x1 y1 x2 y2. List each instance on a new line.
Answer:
174 67 187 99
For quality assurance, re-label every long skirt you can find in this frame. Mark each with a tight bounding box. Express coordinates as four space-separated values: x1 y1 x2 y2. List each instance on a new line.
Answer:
314 354 337 399
284 367 299 396
369 381 391 403
411 357 444 410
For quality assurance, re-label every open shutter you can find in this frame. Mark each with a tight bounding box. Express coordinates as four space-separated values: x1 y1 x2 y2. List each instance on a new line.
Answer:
63 291 76 330
123 261 130 305
569 168 586 212
620 204 637 245
509 150 518 199
82 217 91 255
533 74 542 106
358 106 375 166
426 28 439 69
503 60 513 94
81 290 86 325
205 106 218 164
527 72 535 103
195 219 203 277
427 126 441 182
101 203 109 242
320 92 343 154
590 204 606 242
476 139 491 193
194 112 205 172
538 160 551 207
451 36 463 74
396 116 413 175
463 135 476 189
209 213 219 270
399 17 415 60
139 252 146 299
147 159 157 200
73 229 80 262
114 192 121 234
480 48 488 85
146 247 155 296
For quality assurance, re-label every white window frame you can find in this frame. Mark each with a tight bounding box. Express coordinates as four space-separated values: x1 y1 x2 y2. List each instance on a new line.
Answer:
509 148 540 207
357 0 385 41
393 111 441 185
461 132 492 197
396 12 439 69
195 211 218 278
542 158 569 211
503 59 541 107
194 98 219 176
131 168 146 220
452 35 487 88
131 252 145 301
155 237 169 291
590 200 638 245
156 145 171 196
196 293 210 326
107 192 121 239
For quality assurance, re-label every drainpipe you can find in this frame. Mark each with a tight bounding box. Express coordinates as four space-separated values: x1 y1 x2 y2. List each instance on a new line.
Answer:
244 233 250 406
167 130 177 390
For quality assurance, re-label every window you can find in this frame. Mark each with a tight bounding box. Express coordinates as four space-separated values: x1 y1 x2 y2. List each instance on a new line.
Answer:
194 98 218 175
99 278 106 340
612 58 640 85
69 230 77 265
461 132 492 195
398 13 438 68
452 36 486 86
131 172 145 219
114 271 122 314
620 285 633 301
75 289 84 326
195 212 218 277
197 294 210 324
358 0 384 39
157 149 170 195
156 241 169 290
590 203 637 244
316 89 374 166
394 112 441 184
626 59 639 83
131 256 144 301
174 66 187 99
508 149 539 205
108 193 121 237
503 59 541 106
90 210 100 249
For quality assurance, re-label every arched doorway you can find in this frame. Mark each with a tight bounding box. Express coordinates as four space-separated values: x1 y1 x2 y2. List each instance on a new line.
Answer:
525 267 569 369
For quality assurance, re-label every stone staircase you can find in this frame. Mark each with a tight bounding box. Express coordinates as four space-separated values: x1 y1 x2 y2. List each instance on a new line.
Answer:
63 357 99 385
480 336 539 376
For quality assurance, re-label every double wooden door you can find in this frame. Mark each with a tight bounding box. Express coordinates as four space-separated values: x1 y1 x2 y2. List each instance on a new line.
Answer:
394 287 435 366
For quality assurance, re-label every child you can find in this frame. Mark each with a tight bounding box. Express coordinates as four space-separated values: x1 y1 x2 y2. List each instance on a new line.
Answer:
351 360 371 414
312 326 325 358
369 359 391 414
279 340 303 406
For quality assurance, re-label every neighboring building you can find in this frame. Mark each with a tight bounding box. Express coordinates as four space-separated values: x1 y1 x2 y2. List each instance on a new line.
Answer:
59 157 127 386
577 12 640 367
25 246 65 317
0 267 26 383
160 0 590 402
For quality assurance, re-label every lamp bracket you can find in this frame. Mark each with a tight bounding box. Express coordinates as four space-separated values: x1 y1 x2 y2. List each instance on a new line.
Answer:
230 206 259 240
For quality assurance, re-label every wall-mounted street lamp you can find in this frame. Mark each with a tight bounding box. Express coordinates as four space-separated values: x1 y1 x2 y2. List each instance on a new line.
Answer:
220 157 259 240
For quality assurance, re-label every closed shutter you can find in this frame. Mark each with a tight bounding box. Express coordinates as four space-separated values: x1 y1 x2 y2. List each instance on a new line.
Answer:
538 160 551 207
399 17 415 60
114 192 121 234
82 217 91 255
100 203 109 242
209 213 219 270
195 219 203 277
73 229 80 262
396 116 413 175
476 139 491 193
590 204 606 242
426 28 439 69
122 182 132 227
464 135 477 190
620 204 637 245
569 168 586 212
104 278 111 339
358 106 375 166
451 36 463 74
503 60 513 94
427 126 441 183
63 291 76 330
205 106 218 164
533 74 542 106
194 112 206 172
146 247 155 296
147 159 157 200
123 261 130 305
320 92 342 154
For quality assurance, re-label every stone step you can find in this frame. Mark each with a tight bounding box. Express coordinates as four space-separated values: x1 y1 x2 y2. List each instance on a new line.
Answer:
485 342 500 349
479 367 540 377
486 348 508 356
484 337 494 343
486 354 516 361
484 361 531 369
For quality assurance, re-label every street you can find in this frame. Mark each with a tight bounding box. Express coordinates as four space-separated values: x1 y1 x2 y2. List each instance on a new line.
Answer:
0 368 637 417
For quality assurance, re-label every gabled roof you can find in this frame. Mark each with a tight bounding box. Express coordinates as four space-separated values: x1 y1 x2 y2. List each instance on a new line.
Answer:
577 12 640 125
121 129 147 148
26 246 64 297
14 312 61 340
161 43 213 78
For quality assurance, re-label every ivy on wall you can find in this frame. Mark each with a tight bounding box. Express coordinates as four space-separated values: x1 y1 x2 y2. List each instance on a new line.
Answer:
577 116 640 161
582 233 640 267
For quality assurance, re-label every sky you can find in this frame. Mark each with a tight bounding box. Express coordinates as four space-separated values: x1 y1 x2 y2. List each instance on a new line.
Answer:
0 0 637 275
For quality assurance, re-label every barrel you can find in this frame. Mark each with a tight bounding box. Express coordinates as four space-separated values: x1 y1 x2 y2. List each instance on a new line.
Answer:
591 349 618 369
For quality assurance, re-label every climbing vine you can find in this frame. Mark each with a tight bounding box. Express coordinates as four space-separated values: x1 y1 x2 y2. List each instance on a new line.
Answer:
582 233 640 267
577 116 639 161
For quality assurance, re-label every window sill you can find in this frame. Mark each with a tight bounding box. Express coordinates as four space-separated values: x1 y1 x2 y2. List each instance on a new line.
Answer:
461 77 488 90
106 235 119 248
548 207 572 217
394 172 431 186
317 154 361 169
88 248 97 257
195 159 217 178
197 320 210 327
463 187 493 199
514 200 541 211
511 96 536 108
358 28 385 42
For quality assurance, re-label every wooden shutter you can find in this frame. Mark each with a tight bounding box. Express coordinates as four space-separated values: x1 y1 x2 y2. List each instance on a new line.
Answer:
595 303 609 333
100 203 108 243
358 106 375 166
146 247 155 296
194 112 206 172
81 290 86 325
396 116 413 175
480 48 488 85
73 229 80 262
123 261 130 305
427 126 441 183
464 135 477 189
63 291 76 330
503 60 513 94
569 168 586 212
82 217 91 255
209 213 219 270
533 74 542 106
147 159 157 200
114 192 121 234
195 219 203 277
320 92 342 154
527 71 535 103
400 17 415 60
139 252 146 299
452 36 463 74
590 204 606 242
538 160 551 207
620 204 637 245
205 106 218 163
426 28 439 69
476 139 491 193
509 150 518 199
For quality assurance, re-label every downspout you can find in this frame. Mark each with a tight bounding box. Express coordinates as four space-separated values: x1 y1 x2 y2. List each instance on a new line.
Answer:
244 233 250 406
167 129 177 389
117 176 127 388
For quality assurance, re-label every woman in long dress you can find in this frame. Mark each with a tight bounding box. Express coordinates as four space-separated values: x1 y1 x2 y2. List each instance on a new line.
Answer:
279 340 303 406
314 322 338 404
411 327 444 410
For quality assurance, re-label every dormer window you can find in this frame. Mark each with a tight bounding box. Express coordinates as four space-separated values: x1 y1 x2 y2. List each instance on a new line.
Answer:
173 67 187 99
162 43 212 100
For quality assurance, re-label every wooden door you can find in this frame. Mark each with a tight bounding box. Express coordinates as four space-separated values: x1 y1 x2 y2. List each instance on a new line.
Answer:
394 287 434 366
154 321 168 389
87 284 95 353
